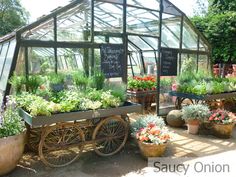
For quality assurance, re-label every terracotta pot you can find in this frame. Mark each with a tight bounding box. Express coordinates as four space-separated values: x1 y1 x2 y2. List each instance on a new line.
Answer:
212 123 234 139
187 120 200 134
0 132 26 176
138 141 167 158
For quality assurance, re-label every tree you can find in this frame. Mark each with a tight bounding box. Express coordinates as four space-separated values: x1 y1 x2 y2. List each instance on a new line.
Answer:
0 0 28 36
209 0 236 13
194 0 208 16
192 1 236 63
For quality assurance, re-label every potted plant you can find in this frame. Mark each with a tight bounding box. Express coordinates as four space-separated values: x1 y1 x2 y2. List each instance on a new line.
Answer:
182 104 210 134
136 123 171 158
25 75 43 94
0 96 25 176
48 73 65 92
90 71 105 90
131 115 166 136
209 109 235 138
72 71 89 90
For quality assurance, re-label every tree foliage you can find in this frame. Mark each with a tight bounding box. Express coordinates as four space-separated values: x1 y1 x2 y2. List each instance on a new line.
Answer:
192 0 236 63
209 0 236 13
0 0 28 36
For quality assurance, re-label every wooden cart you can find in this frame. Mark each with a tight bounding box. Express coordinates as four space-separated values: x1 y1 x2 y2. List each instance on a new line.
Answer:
127 90 157 110
169 91 236 109
19 102 141 167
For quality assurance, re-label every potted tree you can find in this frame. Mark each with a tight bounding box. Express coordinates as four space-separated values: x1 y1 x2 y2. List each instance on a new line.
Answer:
209 109 235 138
136 123 171 158
182 104 210 134
0 96 25 176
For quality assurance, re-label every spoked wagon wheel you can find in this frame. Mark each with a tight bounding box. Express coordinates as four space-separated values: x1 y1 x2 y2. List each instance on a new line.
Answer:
39 123 85 167
92 116 129 156
26 125 42 152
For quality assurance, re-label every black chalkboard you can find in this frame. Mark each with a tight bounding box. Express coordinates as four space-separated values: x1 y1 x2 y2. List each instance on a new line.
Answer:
100 44 125 78
160 48 178 76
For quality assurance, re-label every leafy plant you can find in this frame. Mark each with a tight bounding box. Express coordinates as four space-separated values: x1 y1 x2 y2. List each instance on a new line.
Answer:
9 73 25 94
182 104 210 122
72 71 89 90
0 96 25 138
131 115 166 136
90 71 105 90
25 75 43 94
48 73 65 85
104 82 127 102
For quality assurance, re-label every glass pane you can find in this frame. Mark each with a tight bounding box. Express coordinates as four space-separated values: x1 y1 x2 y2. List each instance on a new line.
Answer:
198 55 209 73
28 47 55 74
57 48 84 72
199 39 208 51
94 2 123 33
159 76 175 111
162 16 181 48
128 35 152 50
141 37 158 50
163 0 181 16
57 3 91 42
143 51 157 75
181 54 197 73
128 50 142 76
182 22 198 50
127 7 159 36
0 42 9 76
0 40 16 91
22 18 54 41
127 0 159 11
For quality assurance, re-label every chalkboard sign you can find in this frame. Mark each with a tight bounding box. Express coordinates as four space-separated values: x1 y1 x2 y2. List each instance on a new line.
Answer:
160 48 178 76
100 44 125 78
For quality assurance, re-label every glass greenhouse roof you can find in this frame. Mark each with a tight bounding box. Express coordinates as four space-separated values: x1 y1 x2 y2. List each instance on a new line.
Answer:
0 0 211 105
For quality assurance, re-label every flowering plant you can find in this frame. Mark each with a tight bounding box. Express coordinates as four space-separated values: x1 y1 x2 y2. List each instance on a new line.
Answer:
128 76 156 90
0 96 25 138
136 123 171 144
209 109 236 125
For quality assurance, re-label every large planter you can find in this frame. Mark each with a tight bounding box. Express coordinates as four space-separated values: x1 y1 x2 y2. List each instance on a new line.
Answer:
186 120 200 134
0 132 26 176
138 141 167 158
212 123 234 139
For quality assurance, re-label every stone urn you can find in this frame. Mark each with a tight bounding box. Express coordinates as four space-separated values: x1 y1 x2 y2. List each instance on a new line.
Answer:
166 110 185 127
138 141 167 158
212 123 234 139
0 132 26 176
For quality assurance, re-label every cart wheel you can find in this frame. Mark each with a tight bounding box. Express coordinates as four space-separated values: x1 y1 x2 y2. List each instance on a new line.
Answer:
26 125 42 152
39 123 85 167
92 116 128 156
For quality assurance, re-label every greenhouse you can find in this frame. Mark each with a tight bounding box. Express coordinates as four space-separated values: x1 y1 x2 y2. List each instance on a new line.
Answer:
0 0 211 114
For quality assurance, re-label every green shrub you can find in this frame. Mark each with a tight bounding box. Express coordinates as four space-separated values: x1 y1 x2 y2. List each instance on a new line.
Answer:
182 104 210 122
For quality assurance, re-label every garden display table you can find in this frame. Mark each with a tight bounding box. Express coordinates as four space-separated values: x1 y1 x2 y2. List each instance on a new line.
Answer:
127 90 157 111
169 91 236 109
19 102 141 167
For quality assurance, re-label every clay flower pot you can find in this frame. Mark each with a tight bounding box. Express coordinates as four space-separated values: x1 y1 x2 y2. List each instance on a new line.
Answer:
186 120 200 134
138 141 167 158
0 132 26 176
212 123 235 139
